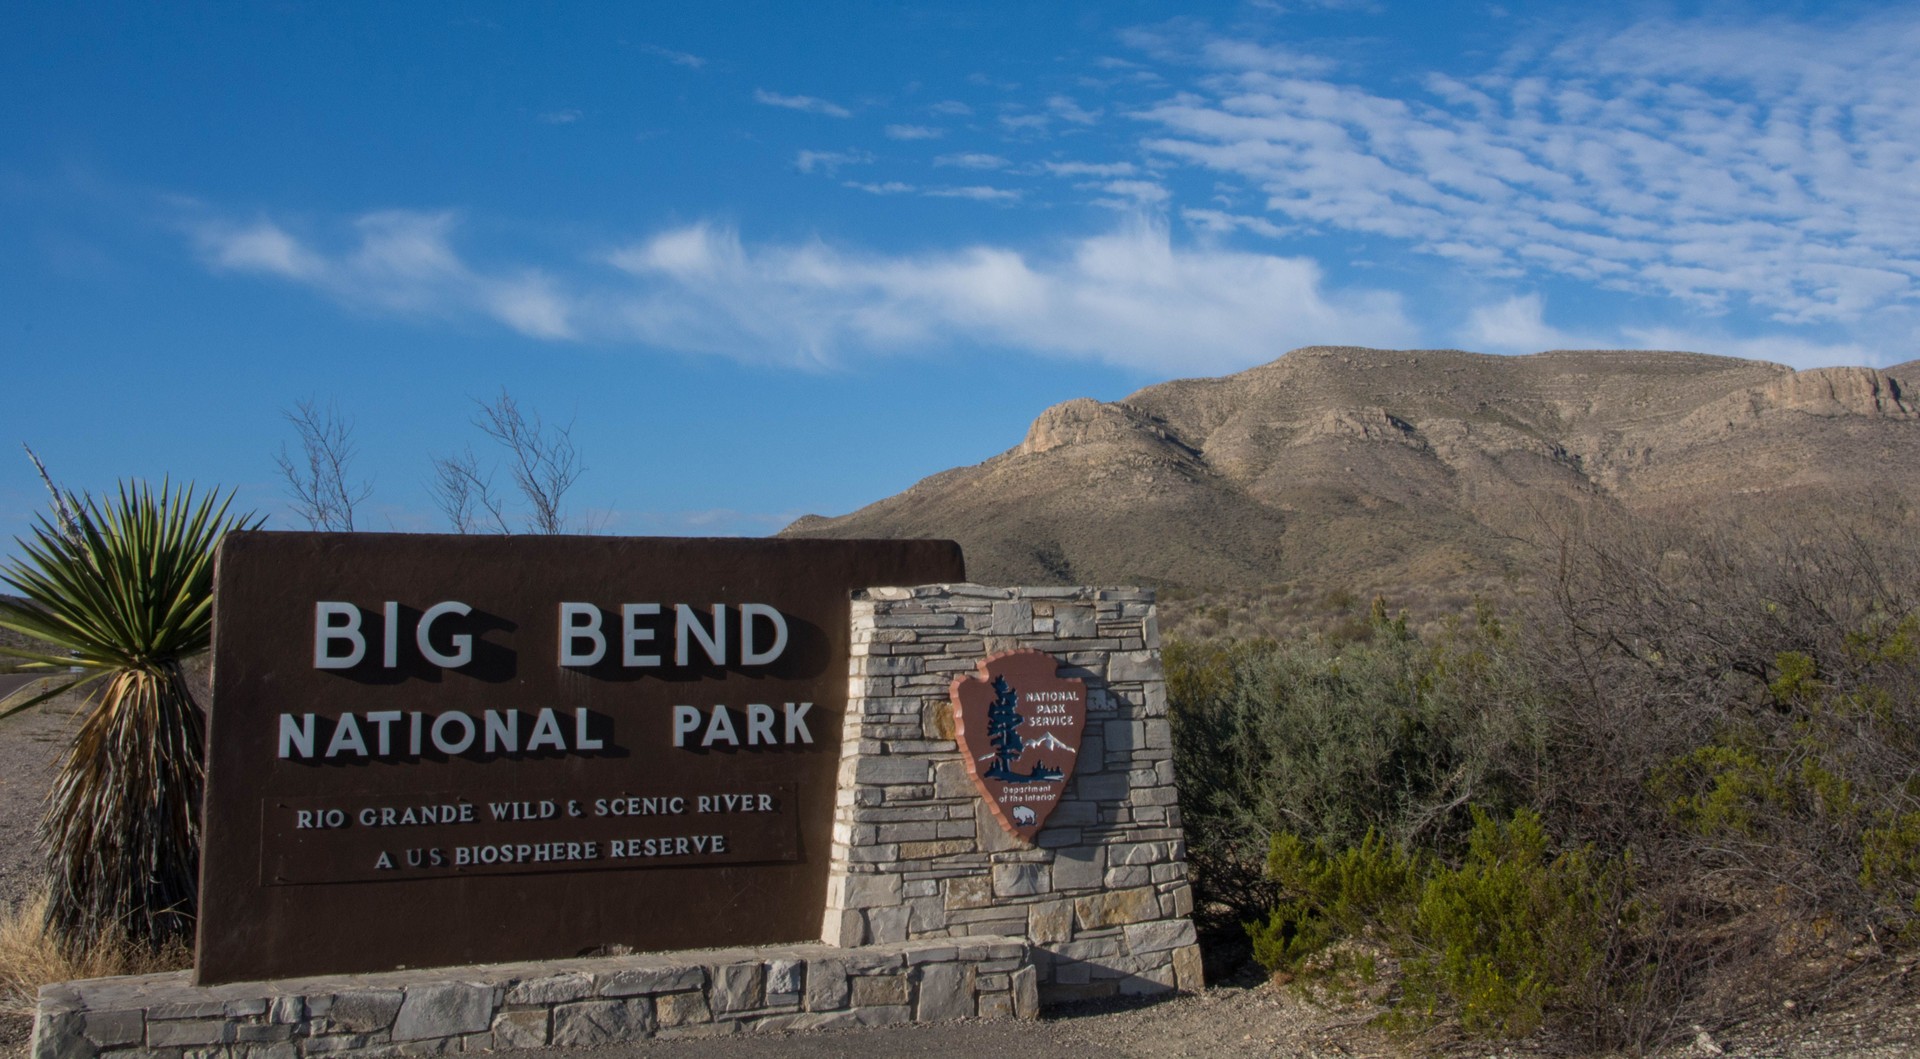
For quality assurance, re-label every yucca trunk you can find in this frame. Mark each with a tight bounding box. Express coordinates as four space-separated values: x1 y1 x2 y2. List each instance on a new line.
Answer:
41 664 205 948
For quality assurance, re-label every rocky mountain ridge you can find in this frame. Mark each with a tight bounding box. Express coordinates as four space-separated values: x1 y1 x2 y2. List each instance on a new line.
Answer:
784 347 1918 602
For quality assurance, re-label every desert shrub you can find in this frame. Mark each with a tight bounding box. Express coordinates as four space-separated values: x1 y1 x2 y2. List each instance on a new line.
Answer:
1526 513 1920 932
1249 810 1642 1040
1167 607 1549 925
1175 507 1920 1047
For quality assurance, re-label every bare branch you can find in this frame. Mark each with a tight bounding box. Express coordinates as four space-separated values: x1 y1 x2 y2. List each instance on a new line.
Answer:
469 389 583 534
273 399 371 532
428 447 510 535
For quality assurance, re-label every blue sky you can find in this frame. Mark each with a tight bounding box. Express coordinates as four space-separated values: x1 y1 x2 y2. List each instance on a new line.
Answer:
3 1 1915 544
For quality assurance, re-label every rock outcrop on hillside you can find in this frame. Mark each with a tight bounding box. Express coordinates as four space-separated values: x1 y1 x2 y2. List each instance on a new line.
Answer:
782 347 1920 595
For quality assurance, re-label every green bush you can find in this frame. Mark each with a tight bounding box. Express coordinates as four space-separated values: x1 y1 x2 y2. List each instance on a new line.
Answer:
1249 810 1641 1040
1167 607 1548 922
1170 512 1920 1048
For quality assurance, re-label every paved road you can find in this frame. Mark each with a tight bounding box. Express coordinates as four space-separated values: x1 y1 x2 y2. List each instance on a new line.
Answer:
0 673 56 707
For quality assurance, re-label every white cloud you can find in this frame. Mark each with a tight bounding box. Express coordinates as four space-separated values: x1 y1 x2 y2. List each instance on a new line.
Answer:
795 149 873 174
845 181 916 195
192 211 577 340
486 273 573 340
925 186 1022 203
1133 13 1920 328
538 109 582 125
753 89 852 118
1199 39 1338 77
1087 180 1170 210
929 100 974 116
202 220 326 280
885 124 942 140
639 44 705 69
1619 326 1887 370
195 210 1414 372
1458 293 1592 355
934 153 1010 170
603 217 1414 371
1048 95 1101 124
1041 161 1139 178
1181 208 1289 238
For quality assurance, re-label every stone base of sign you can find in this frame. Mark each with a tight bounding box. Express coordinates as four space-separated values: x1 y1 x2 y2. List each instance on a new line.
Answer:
33 938 1037 1059
824 584 1202 1003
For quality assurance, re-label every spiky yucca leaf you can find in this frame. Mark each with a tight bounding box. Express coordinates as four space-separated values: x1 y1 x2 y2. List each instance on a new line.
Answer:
0 481 258 950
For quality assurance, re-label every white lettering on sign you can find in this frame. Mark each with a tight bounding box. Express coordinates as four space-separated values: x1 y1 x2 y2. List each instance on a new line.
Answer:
594 795 687 816
739 603 788 665
607 835 728 858
621 603 660 666
313 601 475 669
276 708 606 760
316 600 794 671
454 841 602 866
671 703 813 748
557 602 790 669
357 803 476 827
557 602 606 666
313 602 365 669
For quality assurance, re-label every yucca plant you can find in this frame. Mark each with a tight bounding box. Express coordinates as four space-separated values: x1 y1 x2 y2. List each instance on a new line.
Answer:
0 480 258 951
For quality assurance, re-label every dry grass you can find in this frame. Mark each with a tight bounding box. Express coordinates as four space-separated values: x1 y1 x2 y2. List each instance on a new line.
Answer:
0 890 190 1019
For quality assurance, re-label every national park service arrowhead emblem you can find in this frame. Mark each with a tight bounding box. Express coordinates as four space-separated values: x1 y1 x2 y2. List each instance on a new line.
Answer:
951 649 1087 843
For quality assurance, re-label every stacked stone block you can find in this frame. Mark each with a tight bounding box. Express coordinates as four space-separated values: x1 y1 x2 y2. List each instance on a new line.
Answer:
823 584 1202 1001
34 939 1037 1059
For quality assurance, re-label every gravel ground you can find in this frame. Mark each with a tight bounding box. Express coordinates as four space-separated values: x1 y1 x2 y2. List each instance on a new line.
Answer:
0 678 78 915
1 685 1918 1058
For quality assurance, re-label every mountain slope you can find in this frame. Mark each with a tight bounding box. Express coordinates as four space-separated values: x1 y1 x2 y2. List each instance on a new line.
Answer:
783 347 1918 596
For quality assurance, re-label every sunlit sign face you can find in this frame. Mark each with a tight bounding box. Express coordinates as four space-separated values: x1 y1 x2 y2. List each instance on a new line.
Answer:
198 532 963 984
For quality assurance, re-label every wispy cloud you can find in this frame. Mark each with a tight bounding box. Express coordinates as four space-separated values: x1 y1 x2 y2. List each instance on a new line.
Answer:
884 124 943 140
537 109 582 125
795 149 873 174
1086 180 1169 210
924 186 1022 203
753 89 852 118
934 153 1010 170
639 44 705 69
1458 293 1596 355
929 100 974 116
1619 326 1886 370
603 218 1414 371
1041 161 1139 178
1181 208 1289 239
845 181 916 195
1133 13 1920 329
192 210 1416 373
192 211 575 340
1047 95 1101 125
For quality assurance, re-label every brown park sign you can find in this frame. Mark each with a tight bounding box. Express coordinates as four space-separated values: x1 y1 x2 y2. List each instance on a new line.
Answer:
951 650 1087 843
197 532 963 984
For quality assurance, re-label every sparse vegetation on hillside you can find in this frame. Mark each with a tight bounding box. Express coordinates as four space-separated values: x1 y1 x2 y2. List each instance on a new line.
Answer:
1169 510 1920 1051
786 347 1920 615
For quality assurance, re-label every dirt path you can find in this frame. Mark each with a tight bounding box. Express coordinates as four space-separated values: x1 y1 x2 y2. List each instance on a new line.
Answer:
0 682 80 914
